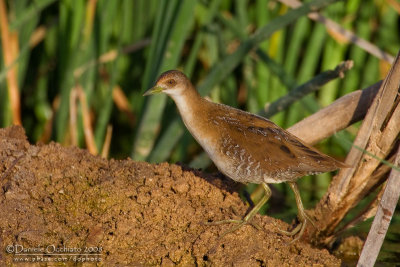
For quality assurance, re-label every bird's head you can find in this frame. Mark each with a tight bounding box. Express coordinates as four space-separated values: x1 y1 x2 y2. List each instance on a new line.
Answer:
143 70 192 97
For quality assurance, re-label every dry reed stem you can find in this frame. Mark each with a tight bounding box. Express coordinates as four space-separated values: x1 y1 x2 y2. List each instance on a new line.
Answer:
357 143 400 266
0 0 21 125
29 25 47 48
69 88 79 146
309 51 400 246
335 152 396 235
386 0 400 14
77 85 98 155
112 85 136 126
69 85 98 155
287 81 381 145
101 125 113 158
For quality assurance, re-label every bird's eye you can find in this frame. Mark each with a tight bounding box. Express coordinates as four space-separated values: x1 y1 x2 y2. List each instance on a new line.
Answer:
167 79 176 86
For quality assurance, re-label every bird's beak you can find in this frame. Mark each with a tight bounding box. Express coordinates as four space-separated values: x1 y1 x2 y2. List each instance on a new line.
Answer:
143 85 165 96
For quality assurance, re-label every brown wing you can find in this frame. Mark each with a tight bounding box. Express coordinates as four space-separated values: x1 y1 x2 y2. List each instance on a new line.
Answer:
209 103 346 180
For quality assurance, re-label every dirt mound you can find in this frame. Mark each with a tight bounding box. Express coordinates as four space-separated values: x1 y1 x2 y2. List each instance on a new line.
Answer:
0 126 340 266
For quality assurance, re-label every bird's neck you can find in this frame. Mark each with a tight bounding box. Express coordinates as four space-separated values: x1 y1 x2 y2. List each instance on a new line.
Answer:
170 87 201 115
170 87 207 132
170 87 221 161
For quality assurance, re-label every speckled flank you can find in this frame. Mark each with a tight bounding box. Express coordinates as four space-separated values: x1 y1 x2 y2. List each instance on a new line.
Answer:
218 135 264 183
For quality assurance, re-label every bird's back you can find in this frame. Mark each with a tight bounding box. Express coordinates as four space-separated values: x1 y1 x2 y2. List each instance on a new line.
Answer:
199 100 345 184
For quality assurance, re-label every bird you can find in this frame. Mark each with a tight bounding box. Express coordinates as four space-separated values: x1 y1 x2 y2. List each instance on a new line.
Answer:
143 70 347 242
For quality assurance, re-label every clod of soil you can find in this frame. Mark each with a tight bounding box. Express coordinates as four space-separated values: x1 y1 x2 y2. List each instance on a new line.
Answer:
0 126 340 266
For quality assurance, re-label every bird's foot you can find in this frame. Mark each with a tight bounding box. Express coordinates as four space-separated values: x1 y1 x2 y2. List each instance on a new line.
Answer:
279 220 307 244
204 183 270 239
274 212 317 244
276 221 303 236
205 219 261 239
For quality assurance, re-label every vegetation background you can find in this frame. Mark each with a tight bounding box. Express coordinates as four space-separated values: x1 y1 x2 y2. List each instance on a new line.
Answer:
0 0 399 263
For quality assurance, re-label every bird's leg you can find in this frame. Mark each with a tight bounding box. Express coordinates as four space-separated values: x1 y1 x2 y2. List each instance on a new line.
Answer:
277 182 317 243
206 183 271 236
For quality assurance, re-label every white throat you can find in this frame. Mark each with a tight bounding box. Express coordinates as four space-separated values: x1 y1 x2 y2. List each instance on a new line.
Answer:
169 92 195 124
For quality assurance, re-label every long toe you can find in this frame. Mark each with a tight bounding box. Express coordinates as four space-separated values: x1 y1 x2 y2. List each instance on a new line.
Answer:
303 212 318 231
218 221 246 238
274 219 310 244
205 218 262 239
276 222 302 237
204 219 244 226
288 220 307 244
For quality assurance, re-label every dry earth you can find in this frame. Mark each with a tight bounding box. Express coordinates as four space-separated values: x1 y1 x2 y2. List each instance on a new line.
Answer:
0 126 340 266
